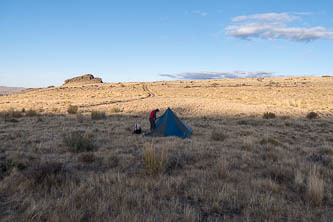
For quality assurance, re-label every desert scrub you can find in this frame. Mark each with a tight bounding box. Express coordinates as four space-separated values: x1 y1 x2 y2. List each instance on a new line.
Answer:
211 130 228 141
91 110 106 120
143 145 168 174
63 131 95 153
67 105 78 114
263 112 276 119
306 111 319 119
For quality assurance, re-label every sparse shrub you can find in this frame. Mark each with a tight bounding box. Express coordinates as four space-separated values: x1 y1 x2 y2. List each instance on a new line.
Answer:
143 145 168 174
263 112 276 119
67 105 78 114
63 131 95 153
306 112 318 119
211 130 228 141
91 110 106 120
307 165 324 206
25 109 38 117
78 152 96 163
110 107 121 113
260 136 282 146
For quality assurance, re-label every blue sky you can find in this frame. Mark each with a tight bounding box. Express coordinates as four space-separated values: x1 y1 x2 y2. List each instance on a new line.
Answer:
1 0 333 87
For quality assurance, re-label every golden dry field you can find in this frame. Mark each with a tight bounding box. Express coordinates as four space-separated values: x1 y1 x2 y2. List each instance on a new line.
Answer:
0 76 333 221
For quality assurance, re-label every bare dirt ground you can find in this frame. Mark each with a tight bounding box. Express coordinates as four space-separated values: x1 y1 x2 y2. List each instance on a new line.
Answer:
0 76 333 221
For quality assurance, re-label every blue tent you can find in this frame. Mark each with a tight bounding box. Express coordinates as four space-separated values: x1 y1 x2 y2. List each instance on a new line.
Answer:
148 108 192 138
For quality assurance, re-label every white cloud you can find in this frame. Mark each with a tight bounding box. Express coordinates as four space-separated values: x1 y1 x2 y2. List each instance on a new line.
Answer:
160 71 274 80
226 12 333 42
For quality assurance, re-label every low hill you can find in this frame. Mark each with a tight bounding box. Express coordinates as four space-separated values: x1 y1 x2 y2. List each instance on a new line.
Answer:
0 86 25 95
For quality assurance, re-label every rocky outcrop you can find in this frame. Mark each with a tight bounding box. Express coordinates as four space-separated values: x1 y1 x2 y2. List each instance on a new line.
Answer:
64 74 103 85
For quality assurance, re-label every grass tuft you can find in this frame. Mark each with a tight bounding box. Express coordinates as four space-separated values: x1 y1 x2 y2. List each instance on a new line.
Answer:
63 131 96 153
67 105 78 114
307 165 324 206
143 145 168 175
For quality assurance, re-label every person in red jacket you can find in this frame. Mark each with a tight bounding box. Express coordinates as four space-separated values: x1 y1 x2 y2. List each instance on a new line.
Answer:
149 109 160 131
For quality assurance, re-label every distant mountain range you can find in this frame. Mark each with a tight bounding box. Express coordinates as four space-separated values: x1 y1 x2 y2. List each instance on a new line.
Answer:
0 86 25 95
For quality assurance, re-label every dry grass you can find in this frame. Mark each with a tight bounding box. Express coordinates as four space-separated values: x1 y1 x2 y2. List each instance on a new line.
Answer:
307 165 324 206
0 77 333 221
143 144 168 175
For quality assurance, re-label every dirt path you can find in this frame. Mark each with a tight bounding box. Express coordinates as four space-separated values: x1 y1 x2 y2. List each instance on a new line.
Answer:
79 84 155 108
143 84 155 97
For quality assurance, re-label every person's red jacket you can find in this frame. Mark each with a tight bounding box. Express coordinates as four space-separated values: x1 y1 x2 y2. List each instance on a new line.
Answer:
149 110 157 119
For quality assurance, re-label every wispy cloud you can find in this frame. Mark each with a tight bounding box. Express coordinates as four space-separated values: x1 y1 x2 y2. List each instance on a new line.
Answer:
232 12 299 23
160 71 274 80
187 10 208 17
226 12 333 42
